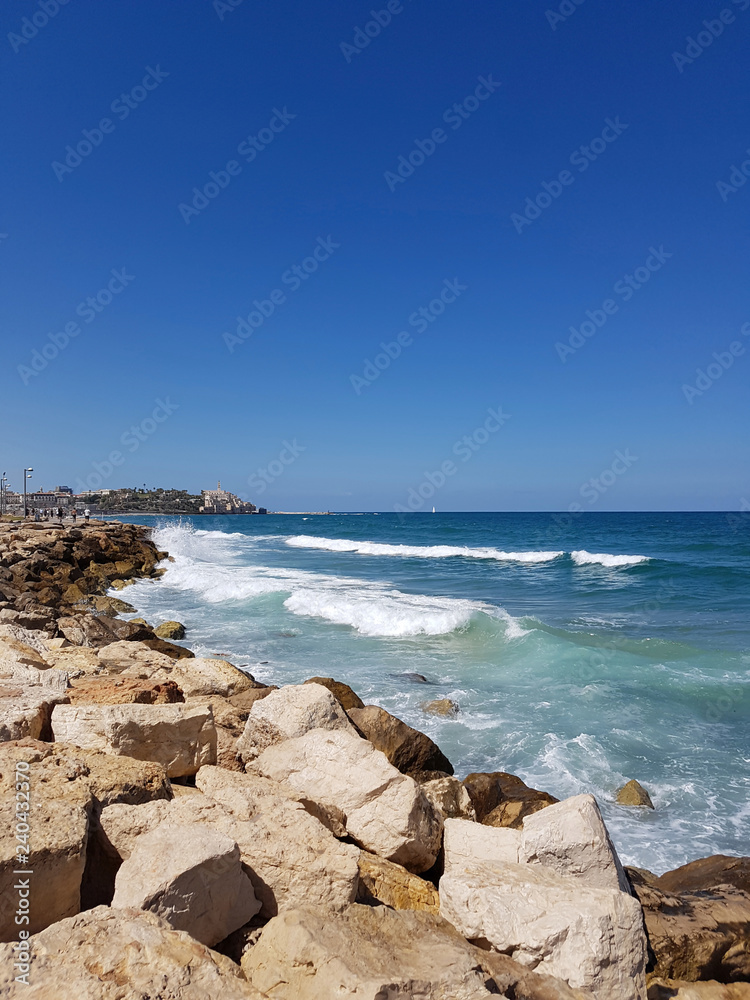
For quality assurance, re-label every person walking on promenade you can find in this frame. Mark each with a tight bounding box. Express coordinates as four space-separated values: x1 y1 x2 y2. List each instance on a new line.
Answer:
71 508 77 522
84 508 90 522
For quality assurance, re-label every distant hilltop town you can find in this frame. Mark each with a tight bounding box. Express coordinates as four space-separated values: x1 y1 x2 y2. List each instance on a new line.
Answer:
0 480 268 516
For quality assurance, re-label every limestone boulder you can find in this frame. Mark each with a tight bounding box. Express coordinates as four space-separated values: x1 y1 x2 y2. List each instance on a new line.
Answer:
237 681 357 763
647 981 750 999
243 904 502 999
357 851 440 913
422 697 460 717
304 675 364 710
56 613 120 646
97 638 177 673
627 866 750 983
0 661 69 691
195 765 360 915
0 683 67 741
154 619 186 639
41 644 103 675
347 703 454 776
0 623 52 657
617 778 655 808
51 702 216 777
443 817 521 870
423 775 477 821
67 675 184 705
440 860 647 999
188 688 275 772
520 793 631 893
166 657 257 698
0 905 267 999
254 728 443 873
112 822 260 946
141 636 196 659
463 770 558 828
656 855 750 896
0 634 50 670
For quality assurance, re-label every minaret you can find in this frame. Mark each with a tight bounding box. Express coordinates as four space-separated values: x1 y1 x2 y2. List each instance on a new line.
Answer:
217 480 221 490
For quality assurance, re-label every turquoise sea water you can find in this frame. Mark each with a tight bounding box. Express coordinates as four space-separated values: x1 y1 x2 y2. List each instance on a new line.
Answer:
112 511 749 873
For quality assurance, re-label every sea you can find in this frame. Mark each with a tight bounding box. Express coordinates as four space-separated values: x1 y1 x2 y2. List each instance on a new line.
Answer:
111 511 750 874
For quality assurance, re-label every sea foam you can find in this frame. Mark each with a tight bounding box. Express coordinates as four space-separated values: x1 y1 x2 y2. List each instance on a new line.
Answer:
286 535 564 563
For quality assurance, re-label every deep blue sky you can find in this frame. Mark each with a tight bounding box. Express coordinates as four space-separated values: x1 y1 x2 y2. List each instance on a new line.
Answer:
2 0 748 510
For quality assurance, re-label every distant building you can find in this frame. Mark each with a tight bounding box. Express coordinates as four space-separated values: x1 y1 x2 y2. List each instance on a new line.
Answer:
200 481 257 515
53 486 73 495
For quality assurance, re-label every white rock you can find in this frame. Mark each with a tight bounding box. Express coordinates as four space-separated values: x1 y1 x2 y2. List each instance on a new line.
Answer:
51 703 216 777
101 767 360 918
0 662 69 691
422 775 477 821
0 624 52 658
0 633 50 669
97 639 176 673
122 654 255 698
0 685 68 741
254 728 443 873
440 860 647 999
195 766 360 916
0 905 267 999
237 681 357 762
520 793 631 893
443 817 520 870
243 903 500 999
112 822 260 946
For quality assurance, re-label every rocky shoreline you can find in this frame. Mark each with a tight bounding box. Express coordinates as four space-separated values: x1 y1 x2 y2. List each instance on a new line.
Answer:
0 520 748 998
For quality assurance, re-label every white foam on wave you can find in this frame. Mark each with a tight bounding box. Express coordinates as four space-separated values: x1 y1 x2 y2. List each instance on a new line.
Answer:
571 550 649 568
141 522 525 638
286 535 564 564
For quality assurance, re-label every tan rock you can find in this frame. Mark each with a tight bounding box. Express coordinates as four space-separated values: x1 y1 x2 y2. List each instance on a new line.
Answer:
422 697 460 717
627 866 750 983
0 661 69 691
101 767 360 918
0 905 267 999
357 851 440 913
112 822 260 946
647 981 750 999
195 765 360 915
0 634 50 670
67 675 184 705
237 681 357 763
304 675 364 710
520 793 631 894
0 684 67 741
443 817 521 869
440 860 647 999
41 644 104 675
656 854 750 895
243 904 501 999
347 703 454 776
167 657 256 697
255 728 443 873
51 702 217 777
97 638 176 673
154 619 186 639
422 775 477 821
617 779 655 808
463 770 558 828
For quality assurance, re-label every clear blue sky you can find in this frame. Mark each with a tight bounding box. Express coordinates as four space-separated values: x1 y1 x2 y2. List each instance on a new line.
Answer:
2 0 748 510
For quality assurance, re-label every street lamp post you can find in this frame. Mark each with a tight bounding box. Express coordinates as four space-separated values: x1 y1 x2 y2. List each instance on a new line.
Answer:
23 468 33 518
0 473 6 516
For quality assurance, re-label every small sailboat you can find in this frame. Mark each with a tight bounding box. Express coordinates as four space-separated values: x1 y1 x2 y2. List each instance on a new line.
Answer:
432 506 436 513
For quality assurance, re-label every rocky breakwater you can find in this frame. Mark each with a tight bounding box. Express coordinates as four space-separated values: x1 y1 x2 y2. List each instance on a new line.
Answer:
0 521 748 998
